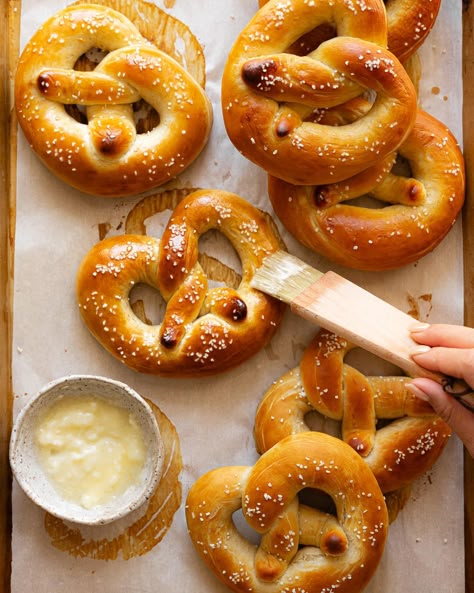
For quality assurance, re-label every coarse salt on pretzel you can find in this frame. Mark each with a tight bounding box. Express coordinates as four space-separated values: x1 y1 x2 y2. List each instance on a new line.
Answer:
267 107 465 271
385 0 441 62
76 189 286 377
15 4 212 197
222 0 417 186
254 330 451 495
257 0 441 62
186 432 388 593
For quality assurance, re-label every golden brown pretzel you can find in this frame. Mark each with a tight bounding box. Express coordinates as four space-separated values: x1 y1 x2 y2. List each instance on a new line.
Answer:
15 4 212 197
222 0 418 186
257 0 441 61
76 189 286 377
186 432 388 593
268 107 465 271
255 330 451 494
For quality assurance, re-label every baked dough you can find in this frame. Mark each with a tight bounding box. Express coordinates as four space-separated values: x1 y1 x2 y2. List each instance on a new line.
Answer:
222 0 417 185
267 107 465 270
15 3 212 197
186 432 388 593
76 189 286 376
254 330 452 494
257 0 441 61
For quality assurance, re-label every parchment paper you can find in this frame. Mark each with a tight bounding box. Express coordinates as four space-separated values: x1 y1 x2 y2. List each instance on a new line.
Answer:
11 1 465 591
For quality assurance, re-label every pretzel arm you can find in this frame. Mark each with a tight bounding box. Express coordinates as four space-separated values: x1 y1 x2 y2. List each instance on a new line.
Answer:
242 53 364 108
298 504 348 555
370 376 437 418
37 68 140 104
313 153 397 207
255 498 300 582
254 368 312 453
370 171 426 206
341 366 375 457
159 264 208 350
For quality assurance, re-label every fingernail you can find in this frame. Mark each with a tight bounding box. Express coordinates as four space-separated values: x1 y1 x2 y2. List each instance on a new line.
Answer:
407 383 430 401
410 322 431 332
410 345 431 356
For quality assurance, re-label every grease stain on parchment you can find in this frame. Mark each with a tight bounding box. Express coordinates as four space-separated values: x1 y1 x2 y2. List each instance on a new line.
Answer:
98 222 111 241
406 293 433 321
44 400 183 560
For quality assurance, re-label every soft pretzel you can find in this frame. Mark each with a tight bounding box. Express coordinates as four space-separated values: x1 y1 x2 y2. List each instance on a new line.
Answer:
222 0 418 186
15 4 212 197
268 105 465 271
76 189 286 377
257 0 441 62
254 330 451 494
186 432 388 593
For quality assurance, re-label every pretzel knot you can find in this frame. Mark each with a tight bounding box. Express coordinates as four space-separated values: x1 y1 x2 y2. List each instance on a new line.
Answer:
222 0 418 186
15 4 212 197
186 432 388 593
268 106 465 271
255 330 451 495
76 189 286 377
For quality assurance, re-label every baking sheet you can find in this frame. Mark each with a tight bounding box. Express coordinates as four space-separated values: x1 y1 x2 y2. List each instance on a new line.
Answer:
11 0 465 591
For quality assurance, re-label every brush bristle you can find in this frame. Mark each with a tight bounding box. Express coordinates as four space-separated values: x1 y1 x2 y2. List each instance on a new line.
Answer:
251 251 323 304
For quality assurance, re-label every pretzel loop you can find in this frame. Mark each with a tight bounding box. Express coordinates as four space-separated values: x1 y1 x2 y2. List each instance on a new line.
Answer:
15 4 212 196
77 189 286 377
385 0 442 61
257 0 442 62
186 432 388 593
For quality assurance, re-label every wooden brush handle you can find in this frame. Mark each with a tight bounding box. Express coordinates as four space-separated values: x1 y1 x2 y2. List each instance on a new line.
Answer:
291 270 471 395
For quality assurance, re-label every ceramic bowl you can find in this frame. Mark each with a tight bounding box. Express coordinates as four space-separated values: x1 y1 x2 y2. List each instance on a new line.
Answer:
9 375 164 525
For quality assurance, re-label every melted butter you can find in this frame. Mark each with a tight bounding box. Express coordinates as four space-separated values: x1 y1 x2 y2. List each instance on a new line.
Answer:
44 400 183 560
35 395 147 509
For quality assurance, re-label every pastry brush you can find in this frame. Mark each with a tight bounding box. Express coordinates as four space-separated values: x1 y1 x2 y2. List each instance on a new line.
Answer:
251 250 474 411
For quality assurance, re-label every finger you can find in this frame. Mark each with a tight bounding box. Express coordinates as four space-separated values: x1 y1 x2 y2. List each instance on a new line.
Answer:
410 323 474 349
408 379 474 457
411 346 474 387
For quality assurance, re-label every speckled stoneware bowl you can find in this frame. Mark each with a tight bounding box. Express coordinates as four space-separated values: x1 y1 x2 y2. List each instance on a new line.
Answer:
9 375 164 525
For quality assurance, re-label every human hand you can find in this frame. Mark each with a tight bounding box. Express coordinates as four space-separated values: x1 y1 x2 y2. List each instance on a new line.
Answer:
408 323 474 458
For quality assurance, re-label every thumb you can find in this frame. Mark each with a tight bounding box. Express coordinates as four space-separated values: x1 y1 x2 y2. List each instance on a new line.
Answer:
408 378 474 458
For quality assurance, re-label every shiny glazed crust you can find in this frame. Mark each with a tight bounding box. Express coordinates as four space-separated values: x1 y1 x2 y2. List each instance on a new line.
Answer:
14 4 212 197
268 108 465 271
186 432 388 593
257 0 441 62
385 0 442 61
221 0 419 186
254 330 451 494
76 189 286 377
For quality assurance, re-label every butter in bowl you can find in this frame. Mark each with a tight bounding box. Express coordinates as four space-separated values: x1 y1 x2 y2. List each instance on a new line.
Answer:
9 375 164 525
